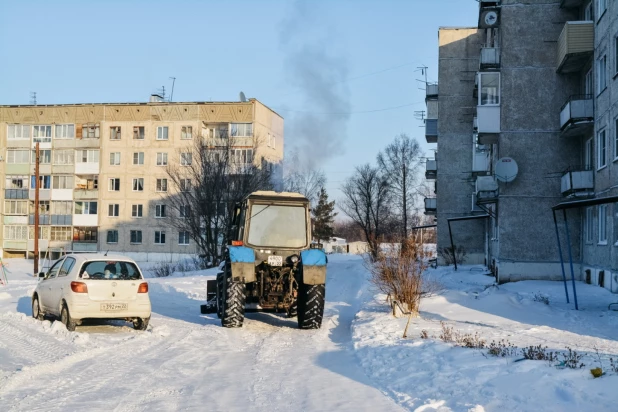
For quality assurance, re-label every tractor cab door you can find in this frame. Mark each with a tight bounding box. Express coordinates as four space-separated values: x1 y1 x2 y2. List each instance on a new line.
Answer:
228 202 244 243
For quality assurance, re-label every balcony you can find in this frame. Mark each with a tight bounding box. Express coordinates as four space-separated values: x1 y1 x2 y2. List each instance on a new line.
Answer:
74 189 98 200
5 189 28 199
473 150 490 174
477 106 500 144
561 170 593 196
476 176 498 203
425 159 437 180
426 83 438 100
425 119 437 143
556 21 594 74
560 95 594 138
29 215 51 225
424 198 437 215
480 47 500 69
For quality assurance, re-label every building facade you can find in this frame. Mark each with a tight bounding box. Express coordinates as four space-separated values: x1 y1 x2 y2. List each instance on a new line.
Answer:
0 98 283 261
427 0 618 288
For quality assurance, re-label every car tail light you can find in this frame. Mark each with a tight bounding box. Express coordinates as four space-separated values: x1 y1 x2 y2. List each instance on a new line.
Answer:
232 240 243 246
70 281 88 293
138 282 149 293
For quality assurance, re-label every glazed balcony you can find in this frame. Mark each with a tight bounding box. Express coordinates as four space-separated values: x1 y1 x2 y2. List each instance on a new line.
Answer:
561 170 593 195
556 21 594 74
480 47 500 69
425 160 437 180
424 198 437 215
475 176 498 204
425 119 437 143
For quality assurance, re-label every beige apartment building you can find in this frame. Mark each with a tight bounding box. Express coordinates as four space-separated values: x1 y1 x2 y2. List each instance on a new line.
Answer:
0 97 283 261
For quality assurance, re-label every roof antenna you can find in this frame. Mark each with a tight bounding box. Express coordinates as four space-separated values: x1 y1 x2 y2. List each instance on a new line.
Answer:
104 250 109 256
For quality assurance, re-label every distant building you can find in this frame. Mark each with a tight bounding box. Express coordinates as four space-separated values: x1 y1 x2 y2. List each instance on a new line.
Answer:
427 0 618 288
0 97 283 261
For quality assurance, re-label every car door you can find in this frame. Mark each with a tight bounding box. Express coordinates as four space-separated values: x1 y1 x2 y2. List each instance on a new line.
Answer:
48 257 77 313
39 258 64 312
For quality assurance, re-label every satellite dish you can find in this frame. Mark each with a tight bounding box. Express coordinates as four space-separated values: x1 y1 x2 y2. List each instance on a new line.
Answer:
495 157 518 183
239 91 247 102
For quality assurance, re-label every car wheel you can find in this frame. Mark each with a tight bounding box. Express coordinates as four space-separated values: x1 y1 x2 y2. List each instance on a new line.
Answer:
60 304 77 331
133 317 150 331
32 296 44 321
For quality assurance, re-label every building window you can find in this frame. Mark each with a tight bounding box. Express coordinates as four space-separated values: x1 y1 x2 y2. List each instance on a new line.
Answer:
156 178 168 192
75 201 98 215
108 204 120 217
7 150 30 164
31 150 51 164
108 178 120 191
6 175 28 189
154 231 166 244
80 123 100 139
55 124 74 139
30 175 51 189
597 55 607 94
73 227 97 242
107 230 119 244
180 178 191 192
76 176 98 190
132 178 144 191
52 201 72 215
50 226 72 241
53 150 74 165
156 152 168 166
181 126 193 139
29 226 50 240
32 125 52 143
155 204 167 218
596 0 606 20
230 123 253 137
597 129 607 169
133 152 144 165
478 72 500 105
130 230 142 244
585 207 594 243
231 149 253 164
133 126 145 140
584 1 593 20
157 126 169 140
7 125 30 139
180 153 192 166
52 175 73 189
4 225 28 240
29 200 50 215
615 35 618 76
110 126 121 140
585 135 594 168
179 231 190 245
132 204 143 218
614 117 618 160
598 204 607 244
179 204 191 218
110 152 121 166
5 200 27 215
77 149 100 163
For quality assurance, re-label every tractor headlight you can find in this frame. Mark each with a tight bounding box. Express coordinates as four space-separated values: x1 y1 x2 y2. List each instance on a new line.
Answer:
288 255 299 264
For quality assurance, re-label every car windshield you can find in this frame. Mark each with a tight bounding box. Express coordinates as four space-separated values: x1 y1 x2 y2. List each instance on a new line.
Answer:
79 260 142 280
247 204 307 248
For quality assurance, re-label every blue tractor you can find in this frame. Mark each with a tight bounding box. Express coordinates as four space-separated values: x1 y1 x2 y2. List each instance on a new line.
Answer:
201 191 327 329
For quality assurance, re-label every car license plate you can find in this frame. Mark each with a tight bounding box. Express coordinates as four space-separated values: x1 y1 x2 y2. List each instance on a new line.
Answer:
100 303 128 312
268 255 283 267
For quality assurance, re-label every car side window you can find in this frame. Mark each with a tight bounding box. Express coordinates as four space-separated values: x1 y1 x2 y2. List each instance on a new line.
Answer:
58 257 76 277
47 259 64 279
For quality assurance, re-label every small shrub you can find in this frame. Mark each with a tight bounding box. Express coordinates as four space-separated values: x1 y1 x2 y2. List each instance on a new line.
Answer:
487 339 519 357
152 261 176 278
438 245 468 266
532 293 550 305
609 358 618 373
439 321 455 343
522 345 557 363
561 347 585 369
590 367 603 378
420 330 429 339
457 331 486 349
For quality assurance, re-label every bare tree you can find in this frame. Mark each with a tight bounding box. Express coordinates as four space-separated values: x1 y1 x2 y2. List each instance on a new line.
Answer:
377 134 423 238
340 164 392 261
165 130 273 264
283 148 326 204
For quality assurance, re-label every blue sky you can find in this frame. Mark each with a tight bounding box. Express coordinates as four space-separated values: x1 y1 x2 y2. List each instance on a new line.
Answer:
0 0 478 205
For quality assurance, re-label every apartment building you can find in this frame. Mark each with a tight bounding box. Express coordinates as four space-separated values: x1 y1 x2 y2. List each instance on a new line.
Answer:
426 0 618 288
0 97 283 261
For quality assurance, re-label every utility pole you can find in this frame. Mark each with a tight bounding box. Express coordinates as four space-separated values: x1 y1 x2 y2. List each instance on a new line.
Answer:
169 77 176 102
34 143 40 274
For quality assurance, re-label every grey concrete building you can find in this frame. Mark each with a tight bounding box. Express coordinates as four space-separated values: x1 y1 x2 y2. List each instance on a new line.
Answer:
426 0 618 289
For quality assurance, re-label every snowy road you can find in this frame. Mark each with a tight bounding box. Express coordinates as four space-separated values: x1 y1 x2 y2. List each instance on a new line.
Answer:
0 257 403 411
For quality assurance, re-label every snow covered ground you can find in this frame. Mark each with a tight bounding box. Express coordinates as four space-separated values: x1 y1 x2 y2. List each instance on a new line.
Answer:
1 255 617 411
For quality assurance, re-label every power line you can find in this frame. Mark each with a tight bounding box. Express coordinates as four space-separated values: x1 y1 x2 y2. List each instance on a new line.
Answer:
273 101 424 115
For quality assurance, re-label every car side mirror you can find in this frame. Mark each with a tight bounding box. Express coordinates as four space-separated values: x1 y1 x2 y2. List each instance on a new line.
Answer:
38 272 46 278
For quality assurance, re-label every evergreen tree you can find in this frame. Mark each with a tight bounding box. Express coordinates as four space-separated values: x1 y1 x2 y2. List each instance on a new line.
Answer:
312 187 337 243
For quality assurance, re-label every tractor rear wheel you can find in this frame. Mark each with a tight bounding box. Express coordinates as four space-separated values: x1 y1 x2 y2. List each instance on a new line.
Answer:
221 269 245 328
297 283 325 329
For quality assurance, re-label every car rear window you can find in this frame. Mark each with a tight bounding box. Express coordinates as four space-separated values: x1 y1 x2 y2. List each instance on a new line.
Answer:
79 261 142 280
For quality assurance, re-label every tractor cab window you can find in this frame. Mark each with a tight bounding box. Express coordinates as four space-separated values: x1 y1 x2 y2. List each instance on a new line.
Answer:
246 204 307 248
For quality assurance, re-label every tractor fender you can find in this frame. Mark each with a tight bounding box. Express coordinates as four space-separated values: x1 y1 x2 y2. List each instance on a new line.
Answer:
228 246 256 283
300 249 327 285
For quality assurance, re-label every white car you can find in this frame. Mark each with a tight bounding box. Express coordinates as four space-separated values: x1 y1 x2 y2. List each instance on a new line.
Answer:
32 253 151 331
